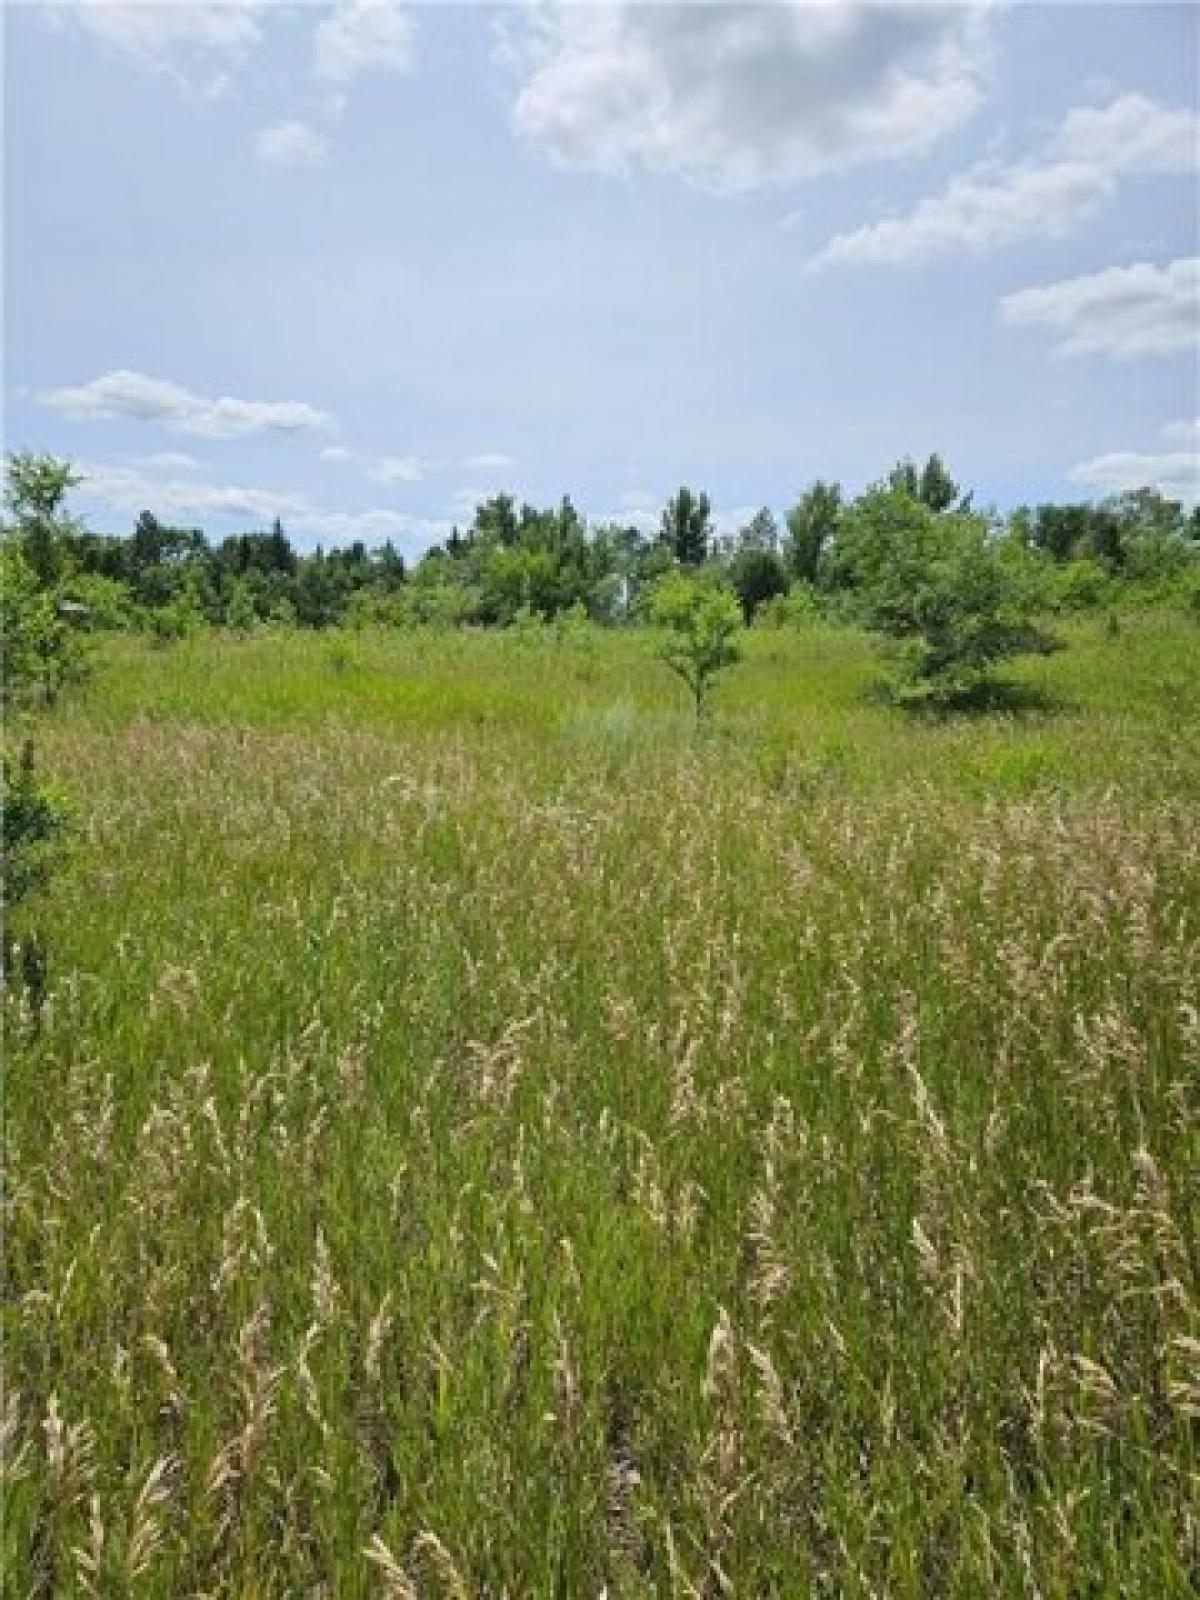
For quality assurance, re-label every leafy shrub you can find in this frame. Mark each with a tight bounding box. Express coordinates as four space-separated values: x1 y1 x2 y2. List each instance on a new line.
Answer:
833 487 1058 701
59 572 137 631
145 595 204 646
1050 558 1113 613
648 570 744 719
0 543 92 706
755 580 824 629
1 739 67 909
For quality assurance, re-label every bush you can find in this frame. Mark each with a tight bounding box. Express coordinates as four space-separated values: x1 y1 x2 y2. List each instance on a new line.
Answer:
145 595 204 646
755 580 825 629
1 739 67 910
1050 558 1113 613
0 543 91 706
59 571 137 631
728 546 788 621
835 487 1058 701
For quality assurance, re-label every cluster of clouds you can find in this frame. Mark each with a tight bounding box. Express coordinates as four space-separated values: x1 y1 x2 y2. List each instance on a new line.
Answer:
1072 419 1200 507
34 2 1200 519
42 366 520 540
322 446 517 485
58 0 414 167
59 0 264 85
77 453 451 546
43 369 333 438
808 93 1198 268
1001 257 1199 361
504 1 989 190
60 2 991 183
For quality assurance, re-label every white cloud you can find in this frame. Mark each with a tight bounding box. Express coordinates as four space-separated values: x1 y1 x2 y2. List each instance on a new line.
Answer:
1071 450 1199 504
42 369 333 437
1071 419 1200 506
135 450 201 473
1056 93 1198 173
506 1 988 191
462 451 516 470
80 460 309 524
314 0 414 85
306 508 430 541
999 257 1199 359
78 457 447 544
810 94 1198 267
371 455 427 484
256 120 329 168
59 0 265 85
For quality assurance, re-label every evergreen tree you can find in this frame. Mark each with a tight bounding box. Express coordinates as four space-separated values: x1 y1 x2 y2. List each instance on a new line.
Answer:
918 453 960 513
660 487 713 567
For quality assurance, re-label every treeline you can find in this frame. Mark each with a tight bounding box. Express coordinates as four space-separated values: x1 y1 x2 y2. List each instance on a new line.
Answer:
4 450 1198 648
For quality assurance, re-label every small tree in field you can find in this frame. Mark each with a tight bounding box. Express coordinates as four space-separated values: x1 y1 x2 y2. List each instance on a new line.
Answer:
2 454 93 705
225 577 258 635
836 486 1057 702
648 572 744 719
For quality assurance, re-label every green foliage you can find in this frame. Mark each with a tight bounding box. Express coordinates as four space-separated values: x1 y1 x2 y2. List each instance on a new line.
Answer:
660 486 713 567
756 579 825 629
648 570 744 717
917 450 960 512
1178 562 1200 621
3 454 96 703
224 577 259 635
1123 526 1195 585
5 447 1188 662
736 506 779 552
835 487 1057 699
786 481 841 583
888 453 962 513
59 571 137 631
3 451 83 586
1 739 67 909
1050 557 1114 613
1021 488 1194 574
480 544 561 624
146 593 205 646
0 542 91 706
727 545 788 620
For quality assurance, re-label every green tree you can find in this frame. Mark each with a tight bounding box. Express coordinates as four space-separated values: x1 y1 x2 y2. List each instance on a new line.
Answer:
0 531 89 707
728 545 788 621
785 481 842 584
887 457 920 499
836 486 1057 701
3 452 82 586
474 494 519 548
648 571 744 719
737 507 779 553
225 577 259 635
660 487 713 567
918 452 960 513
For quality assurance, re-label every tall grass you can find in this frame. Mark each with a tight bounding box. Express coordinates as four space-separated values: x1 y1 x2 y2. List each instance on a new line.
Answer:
4 617 1198 1595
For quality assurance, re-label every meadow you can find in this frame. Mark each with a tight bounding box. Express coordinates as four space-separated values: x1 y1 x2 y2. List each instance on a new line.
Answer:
4 614 1199 1597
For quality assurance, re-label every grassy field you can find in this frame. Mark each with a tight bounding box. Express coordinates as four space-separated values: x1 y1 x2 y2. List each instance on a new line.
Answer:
4 615 1199 1596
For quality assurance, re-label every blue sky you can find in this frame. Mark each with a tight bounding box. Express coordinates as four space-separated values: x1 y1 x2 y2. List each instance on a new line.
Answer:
5 1 1198 553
